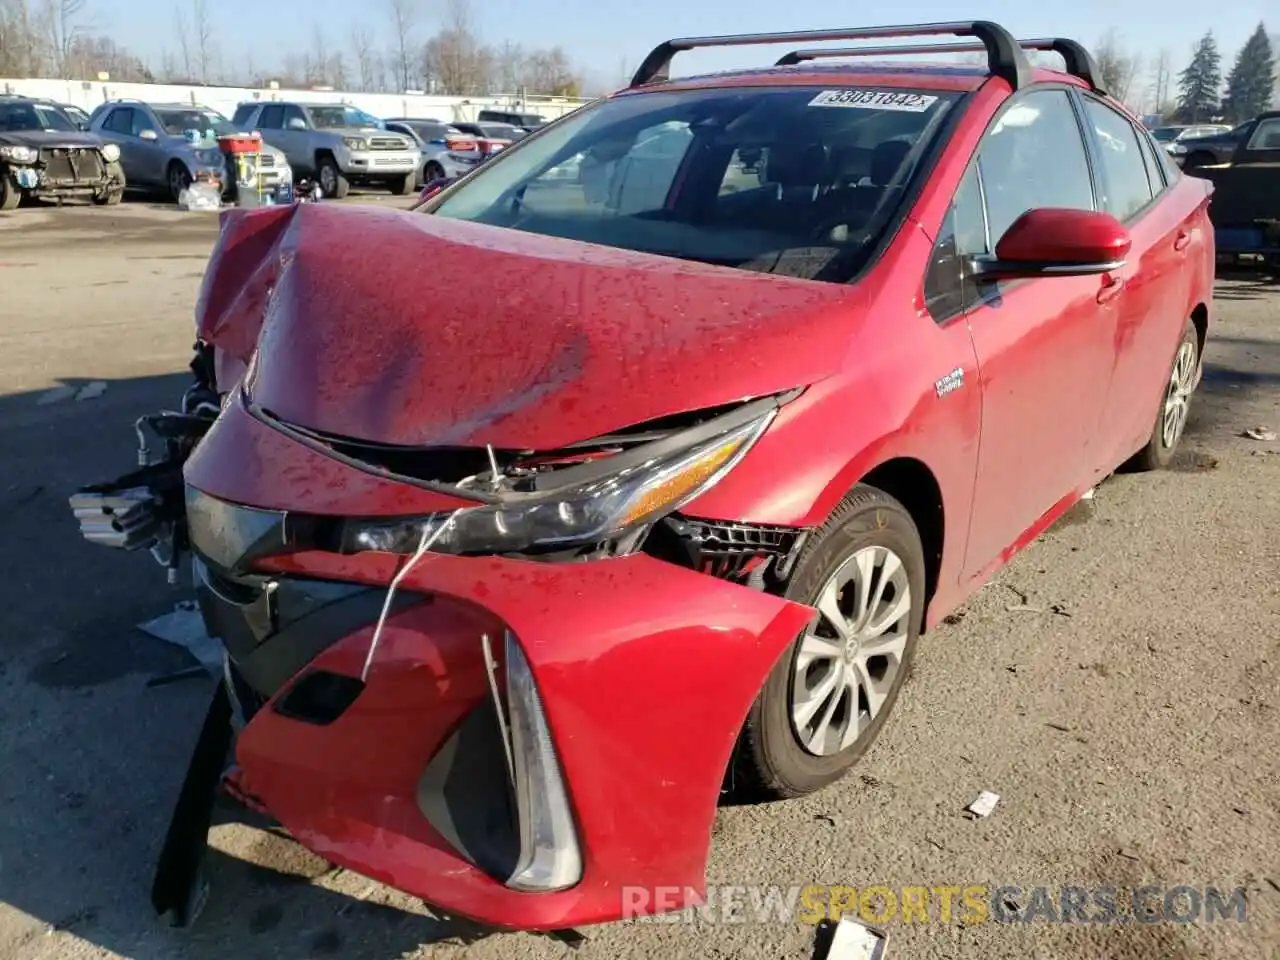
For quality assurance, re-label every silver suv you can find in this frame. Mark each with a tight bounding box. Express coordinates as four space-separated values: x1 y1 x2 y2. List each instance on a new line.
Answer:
88 100 292 203
231 101 420 198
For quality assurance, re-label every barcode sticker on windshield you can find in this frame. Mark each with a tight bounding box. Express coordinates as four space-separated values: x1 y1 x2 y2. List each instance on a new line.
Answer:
809 89 938 112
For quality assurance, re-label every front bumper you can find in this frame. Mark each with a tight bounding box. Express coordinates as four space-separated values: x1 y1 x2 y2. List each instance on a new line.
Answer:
341 149 420 177
182 398 815 929
11 150 116 196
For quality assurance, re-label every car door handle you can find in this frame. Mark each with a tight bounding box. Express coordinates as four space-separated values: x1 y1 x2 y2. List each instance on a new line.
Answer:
1173 231 1191 251
1096 276 1125 304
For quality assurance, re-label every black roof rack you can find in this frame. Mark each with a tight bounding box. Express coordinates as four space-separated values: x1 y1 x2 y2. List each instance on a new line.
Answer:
630 21 1033 91
774 36 1105 94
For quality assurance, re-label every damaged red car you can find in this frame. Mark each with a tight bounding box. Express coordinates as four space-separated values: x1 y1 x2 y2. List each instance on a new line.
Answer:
71 20 1214 935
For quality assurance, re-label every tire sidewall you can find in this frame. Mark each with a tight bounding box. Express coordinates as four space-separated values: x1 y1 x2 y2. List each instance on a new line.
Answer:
750 490 926 796
1145 320 1200 468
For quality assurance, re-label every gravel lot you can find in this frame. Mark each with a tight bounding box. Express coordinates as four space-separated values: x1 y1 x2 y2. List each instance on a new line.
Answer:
0 200 1277 960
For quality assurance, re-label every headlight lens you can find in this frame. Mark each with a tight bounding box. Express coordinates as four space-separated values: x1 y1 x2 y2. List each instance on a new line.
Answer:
194 148 225 167
344 411 774 556
342 137 368 150
100 143 120 163
1170 143 1187 155
0 145 37 163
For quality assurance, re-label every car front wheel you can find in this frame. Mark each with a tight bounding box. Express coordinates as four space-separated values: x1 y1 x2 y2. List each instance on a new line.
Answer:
732 485 925 801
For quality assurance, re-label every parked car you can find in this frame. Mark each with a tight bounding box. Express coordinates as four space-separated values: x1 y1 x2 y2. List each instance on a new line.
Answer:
60 103 92 130
88 101 292 203
381 117 482 184
72 22 1215 933
1149 123 1231 147
0 96 125 209
477 108 547 128
230 101 419 198
451 121 526 157
1167 120 1258 170
1195 111 1280 267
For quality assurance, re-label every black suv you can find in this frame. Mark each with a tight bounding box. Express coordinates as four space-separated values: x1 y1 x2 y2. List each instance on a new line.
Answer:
0 96 125 209
476 109 547 128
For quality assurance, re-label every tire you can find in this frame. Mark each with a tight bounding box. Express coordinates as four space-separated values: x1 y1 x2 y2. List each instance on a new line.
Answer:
93 161 126 206
731 485 925 801
423 161 445 184
1125 317 1200 472
167 161 192 203
0 171 20 211
390 171 416 196
1183 151 1215 171
316 155 348 199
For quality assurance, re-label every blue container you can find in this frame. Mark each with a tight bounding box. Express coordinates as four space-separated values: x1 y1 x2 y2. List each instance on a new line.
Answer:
275 180 294 204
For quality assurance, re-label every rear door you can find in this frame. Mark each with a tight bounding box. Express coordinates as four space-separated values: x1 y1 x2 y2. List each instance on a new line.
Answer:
956 88 1119 579
99 107 151 184
1241 115 1280 163
1076 93 1199 467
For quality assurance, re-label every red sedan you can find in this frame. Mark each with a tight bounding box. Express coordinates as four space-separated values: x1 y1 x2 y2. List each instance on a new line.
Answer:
73 20 1213 935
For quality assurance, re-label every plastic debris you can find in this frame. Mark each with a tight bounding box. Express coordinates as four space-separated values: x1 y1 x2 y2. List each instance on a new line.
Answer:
966 790 1000 818
820 917 887 960
1243 426 1276 441
74 381 107 401
177 182 222 212
138 601 222 676
1081 487 1096 500
36 385 77 405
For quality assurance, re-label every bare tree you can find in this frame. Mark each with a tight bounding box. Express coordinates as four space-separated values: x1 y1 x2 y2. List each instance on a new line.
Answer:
495 39 523 92
190 0 213 83
42 0 87 76
387 0 417 91
1094 29 1142 105
307 24 327 84
422 0 493 94
173 2 191 77
1147 48 1174 117
352 24 377 90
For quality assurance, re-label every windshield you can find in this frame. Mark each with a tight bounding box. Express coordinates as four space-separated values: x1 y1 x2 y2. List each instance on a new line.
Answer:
156 109 233 136
0 103 79 132
310 106 383 129
431 85 959 284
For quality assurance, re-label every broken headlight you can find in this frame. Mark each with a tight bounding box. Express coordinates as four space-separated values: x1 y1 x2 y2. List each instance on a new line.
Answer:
0 145 37 164
343 410 775 556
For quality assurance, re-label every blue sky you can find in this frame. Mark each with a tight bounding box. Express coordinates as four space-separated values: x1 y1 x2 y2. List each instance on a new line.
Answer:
98 0 1275 93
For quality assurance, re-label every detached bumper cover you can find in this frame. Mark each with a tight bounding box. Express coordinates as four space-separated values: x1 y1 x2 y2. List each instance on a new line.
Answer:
184 400 815 930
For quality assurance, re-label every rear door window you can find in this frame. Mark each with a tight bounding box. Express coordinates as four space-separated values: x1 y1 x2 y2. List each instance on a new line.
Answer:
1081 97 1155 221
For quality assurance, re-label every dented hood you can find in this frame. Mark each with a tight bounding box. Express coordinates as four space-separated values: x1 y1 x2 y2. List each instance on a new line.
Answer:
197 203 862 449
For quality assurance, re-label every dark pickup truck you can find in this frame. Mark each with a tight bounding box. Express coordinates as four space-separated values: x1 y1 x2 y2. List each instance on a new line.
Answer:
1196 111 1280 269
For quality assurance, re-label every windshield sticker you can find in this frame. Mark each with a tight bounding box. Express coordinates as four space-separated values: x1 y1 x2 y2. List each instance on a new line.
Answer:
809 89 938 112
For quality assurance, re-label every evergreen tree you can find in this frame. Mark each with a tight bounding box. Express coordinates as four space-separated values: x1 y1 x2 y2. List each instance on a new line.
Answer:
1222 24 1275 122
1176 31 1223 122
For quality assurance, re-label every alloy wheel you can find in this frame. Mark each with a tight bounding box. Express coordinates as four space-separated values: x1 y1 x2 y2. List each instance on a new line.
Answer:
319 164 337 197
790 545 911 757
1161 341 1197 449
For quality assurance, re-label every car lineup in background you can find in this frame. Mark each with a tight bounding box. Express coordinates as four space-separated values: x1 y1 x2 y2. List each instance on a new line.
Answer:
1 94 546 207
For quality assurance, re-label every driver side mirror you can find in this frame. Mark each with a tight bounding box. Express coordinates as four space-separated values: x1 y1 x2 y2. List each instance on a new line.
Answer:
138 129 158 141
287 117 307 131
970 208 1131 279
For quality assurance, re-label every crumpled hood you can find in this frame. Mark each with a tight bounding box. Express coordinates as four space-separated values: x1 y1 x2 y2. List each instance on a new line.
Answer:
0 130 105 150
197 202 861 449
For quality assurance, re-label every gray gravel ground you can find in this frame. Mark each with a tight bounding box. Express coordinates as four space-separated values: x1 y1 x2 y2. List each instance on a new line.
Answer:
0 201 1277 960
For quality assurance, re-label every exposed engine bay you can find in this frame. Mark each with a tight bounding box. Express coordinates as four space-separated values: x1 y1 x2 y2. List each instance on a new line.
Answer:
72 340 810 590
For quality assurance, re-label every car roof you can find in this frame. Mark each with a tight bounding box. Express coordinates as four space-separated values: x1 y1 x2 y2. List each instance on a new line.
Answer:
611 61 1084 98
